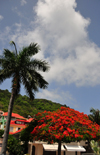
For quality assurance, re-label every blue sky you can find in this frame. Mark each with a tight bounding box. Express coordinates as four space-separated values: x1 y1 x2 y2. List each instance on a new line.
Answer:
0 0 100 115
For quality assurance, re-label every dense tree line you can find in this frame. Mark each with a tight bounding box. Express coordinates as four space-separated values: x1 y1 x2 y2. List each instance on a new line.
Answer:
0 89 67 118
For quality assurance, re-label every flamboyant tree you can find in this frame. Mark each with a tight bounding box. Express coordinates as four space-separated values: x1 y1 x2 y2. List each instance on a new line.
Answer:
31 107 100 155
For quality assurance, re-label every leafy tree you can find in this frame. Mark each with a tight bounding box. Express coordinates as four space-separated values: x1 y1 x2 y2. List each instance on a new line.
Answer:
20 120 37 154
0 89 66 117
31 107 100 155
0 41 49 154
7 135 24 155
88 108 100 125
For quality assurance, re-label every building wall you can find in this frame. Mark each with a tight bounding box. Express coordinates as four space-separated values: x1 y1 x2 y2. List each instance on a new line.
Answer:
35 144 43 155
65 152 75 155
28 143 74 155
9 124 25 132
0 115 26 130
28 142 85 155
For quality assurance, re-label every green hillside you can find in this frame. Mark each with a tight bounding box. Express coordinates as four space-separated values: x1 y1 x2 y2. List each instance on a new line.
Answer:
0 89 67 117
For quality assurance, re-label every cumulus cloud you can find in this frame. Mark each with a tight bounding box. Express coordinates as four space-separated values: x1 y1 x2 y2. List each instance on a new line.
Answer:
34 0 90 52
42 42 100 86
1 0 100 87
33 0 100 86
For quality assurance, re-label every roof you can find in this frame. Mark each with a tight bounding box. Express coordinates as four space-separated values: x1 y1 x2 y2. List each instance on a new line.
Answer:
43 144 86 152
43 144 65 151
10 120 26 126
3 112 26 120
15 119 29 122
64 145 86 152
27 118 34 122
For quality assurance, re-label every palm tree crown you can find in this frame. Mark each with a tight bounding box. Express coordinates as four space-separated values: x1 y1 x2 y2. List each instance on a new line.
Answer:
0 42 49 99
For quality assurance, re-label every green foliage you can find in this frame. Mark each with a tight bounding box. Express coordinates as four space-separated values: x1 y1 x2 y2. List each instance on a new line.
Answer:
20 120 38 154
0 89 67 117
0 129 4 138
20 121 37 142
88 108 100 125
90 140 100 154
7 135 24 155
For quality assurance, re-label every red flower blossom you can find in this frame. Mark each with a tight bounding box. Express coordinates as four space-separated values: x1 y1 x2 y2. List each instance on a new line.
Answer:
31 107 100 143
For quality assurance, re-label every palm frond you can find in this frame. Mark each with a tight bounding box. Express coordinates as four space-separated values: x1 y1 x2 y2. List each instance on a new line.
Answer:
3 49 15 58
0 69 14 84
0 56 4 65
88 114 94 122
21 67 48 99
21 73 35 99
89 108 100 125
9 41 17 55
19 43 40 58
32 70 48 89
23 68 48 89
29 59 50 72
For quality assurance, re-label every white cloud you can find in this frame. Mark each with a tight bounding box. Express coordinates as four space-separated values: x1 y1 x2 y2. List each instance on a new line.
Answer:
33 0 100 86
36 89 78 108
1 0 100 87
34 0 90 52
0 15 3 20
21 0 27 6
42 42 100 86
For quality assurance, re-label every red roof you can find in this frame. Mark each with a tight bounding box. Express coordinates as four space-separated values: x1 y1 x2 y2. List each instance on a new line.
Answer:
3 112 26 120
9 132 14 135
15 119 29 122
10 120 26 126
27 118 34 122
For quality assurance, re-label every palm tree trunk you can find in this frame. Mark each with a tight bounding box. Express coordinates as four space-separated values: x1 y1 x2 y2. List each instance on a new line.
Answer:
0 88 16 155
58 140 61 155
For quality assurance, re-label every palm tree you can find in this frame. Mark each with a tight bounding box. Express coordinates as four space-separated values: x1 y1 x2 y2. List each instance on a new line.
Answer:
0 41 49 155
88 108 100 125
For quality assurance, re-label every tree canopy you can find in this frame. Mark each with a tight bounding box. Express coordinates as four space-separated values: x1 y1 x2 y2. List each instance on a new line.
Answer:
31 107 100 143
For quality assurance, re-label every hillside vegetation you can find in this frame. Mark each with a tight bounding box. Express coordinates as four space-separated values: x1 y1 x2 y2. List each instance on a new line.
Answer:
0 89 67 117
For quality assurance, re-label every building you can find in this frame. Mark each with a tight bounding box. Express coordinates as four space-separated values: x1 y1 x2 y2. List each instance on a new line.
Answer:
28 141 86 155
0 112 27 130
0 112 33 153
9 119 29 133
